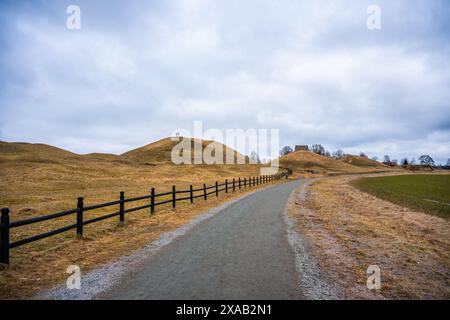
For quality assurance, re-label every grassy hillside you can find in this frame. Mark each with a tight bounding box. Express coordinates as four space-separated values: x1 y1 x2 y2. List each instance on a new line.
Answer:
0 139 261 221
352 174 450 218
1 138 394 219
280 150 389 173
341 155 388 168
0 141 82 163
122 137 248 164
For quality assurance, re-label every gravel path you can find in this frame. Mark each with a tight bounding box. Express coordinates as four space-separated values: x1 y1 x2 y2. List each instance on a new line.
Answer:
99 179 306 300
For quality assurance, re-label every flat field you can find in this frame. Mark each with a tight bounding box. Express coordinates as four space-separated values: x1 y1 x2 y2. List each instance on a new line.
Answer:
352 174 450 218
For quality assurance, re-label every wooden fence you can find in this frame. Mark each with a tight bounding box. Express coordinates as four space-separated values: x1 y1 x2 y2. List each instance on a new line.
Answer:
0 173 288 265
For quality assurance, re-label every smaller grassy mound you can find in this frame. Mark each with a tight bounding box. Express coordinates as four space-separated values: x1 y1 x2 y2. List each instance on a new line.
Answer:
0 141 82 163
280 150 359 173
121 137 248 164
341 155 387 168
352 174 450 218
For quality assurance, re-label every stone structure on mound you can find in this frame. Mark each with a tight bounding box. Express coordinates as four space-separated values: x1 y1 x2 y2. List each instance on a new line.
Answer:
294 145 309 152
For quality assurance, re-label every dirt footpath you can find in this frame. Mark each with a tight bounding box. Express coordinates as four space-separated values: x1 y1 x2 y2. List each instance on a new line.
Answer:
287 176 450 299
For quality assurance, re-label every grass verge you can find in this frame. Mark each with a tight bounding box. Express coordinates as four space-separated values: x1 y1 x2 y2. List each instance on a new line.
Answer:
352 174 450 219
288 174 450 299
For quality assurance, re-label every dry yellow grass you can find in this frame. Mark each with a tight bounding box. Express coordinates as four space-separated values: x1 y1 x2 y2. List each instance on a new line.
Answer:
0 138 282 298
341 155 388 168
287 174 450 299
280 150 392 174
122 137 248 164
0 138 264 217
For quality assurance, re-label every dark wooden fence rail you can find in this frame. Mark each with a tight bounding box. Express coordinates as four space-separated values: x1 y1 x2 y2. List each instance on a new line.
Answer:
0 173 289 265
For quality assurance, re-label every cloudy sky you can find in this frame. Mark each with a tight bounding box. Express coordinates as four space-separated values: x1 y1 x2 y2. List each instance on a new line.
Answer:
0 0 449 163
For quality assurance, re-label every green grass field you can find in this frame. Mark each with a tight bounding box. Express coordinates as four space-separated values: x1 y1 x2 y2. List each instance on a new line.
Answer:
352 174 450 218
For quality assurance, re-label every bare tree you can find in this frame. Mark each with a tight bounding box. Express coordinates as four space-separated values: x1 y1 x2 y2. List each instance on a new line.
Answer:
383 155 391 165
250 151 261 164
418 155 435 166
280 146 293 156
359 152 368 158
332 149 345 160
401 158 409 166
311 144 326 156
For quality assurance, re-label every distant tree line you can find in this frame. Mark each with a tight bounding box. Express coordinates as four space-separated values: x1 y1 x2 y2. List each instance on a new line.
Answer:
383 154 437 167
280 146 293 156
279 145 449 169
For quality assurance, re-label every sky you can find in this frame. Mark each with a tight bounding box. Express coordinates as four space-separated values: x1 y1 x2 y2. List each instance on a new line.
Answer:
0 0 449 164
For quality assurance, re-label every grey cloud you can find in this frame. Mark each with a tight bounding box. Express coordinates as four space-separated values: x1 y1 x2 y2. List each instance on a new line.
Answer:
0 0 449 163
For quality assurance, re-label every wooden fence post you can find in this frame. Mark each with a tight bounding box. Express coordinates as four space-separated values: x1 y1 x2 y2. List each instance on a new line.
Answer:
190 185 193 203
232 178 235 192
151 188 155 214
239 177 241 189
119 191 125 224
244 177 246 187
203 183 207 200
215 181 219 196
76 197 84 239
0 208 10 265
225 179 228 193
172 186 176 208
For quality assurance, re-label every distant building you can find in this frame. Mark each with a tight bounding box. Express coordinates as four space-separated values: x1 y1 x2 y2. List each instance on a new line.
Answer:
295 145 309 152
